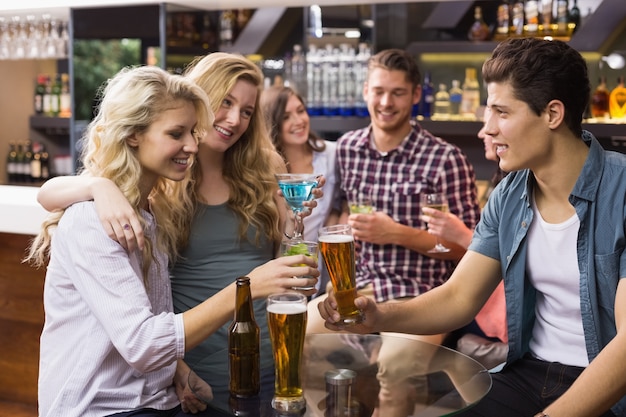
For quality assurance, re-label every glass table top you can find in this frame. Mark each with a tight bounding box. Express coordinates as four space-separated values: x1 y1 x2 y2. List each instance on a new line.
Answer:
203 333 492 416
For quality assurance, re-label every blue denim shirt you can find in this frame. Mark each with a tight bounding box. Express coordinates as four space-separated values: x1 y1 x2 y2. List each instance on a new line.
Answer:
469 131 626 416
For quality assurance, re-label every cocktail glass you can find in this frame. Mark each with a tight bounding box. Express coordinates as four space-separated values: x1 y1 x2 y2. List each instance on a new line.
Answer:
275 173 319 241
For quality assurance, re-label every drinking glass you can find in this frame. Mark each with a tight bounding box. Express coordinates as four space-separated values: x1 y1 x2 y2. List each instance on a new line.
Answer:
275 173 319 241
280 239 318 291
318 224 363 325
421 192 451 253
267 293 308 413
349 197 374 214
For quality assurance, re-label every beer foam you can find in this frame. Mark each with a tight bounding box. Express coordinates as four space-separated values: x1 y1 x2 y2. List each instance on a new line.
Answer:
267 303 307 315
318 234 354 243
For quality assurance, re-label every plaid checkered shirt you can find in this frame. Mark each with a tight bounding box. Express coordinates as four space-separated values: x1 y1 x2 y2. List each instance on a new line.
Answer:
336 121 481 302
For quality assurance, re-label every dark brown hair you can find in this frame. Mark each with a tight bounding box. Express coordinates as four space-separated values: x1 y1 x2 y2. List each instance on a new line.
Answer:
482 38 589 137
260 85 325 169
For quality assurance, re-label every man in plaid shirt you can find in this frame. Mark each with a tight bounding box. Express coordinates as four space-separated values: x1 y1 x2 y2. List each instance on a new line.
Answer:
308 48 480 340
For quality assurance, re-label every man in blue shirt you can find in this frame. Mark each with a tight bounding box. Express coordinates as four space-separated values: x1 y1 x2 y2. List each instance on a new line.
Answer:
319 37 626 417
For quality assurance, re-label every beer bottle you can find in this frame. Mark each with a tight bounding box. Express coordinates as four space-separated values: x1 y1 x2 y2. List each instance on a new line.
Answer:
228 276 260 397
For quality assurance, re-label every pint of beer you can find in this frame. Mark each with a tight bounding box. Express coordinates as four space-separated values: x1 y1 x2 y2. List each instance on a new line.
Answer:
267 293 308 413
318 224 363 325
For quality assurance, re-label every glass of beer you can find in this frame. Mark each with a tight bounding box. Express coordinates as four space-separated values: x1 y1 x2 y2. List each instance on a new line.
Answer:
267 293 308 413
318 224 363 325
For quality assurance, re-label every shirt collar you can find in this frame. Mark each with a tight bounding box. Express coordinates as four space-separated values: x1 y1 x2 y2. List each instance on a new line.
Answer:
361 121 423 156
519 130 602 204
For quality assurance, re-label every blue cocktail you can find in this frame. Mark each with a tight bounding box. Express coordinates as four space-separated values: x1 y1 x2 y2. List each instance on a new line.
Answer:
275 174 319 240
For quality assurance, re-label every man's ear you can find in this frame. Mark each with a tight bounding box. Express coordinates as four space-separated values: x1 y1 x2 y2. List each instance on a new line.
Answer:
413 84 422 106
546 99 565 129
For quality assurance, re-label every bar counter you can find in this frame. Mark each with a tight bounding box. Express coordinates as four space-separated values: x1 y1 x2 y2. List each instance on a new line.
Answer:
0 185 49 413
0 185 49 235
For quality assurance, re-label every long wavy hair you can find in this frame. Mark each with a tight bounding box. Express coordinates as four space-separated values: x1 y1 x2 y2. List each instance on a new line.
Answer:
183 52 283 246
260 85 325 170
26 66 213 283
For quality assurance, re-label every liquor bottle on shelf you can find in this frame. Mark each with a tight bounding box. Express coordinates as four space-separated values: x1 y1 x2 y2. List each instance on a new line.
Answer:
30 142 42 183
354 43 371 118
569 0 580 33
449 79 463 120
468 6 491 41
338 43 356 117
556 0 569 36
419 71 434 118
524 0 540 36
306 44 322 116
22 141 33 182
50 74 61 117
59 73 71 118
6 142 17 183
236 9 252 35
34 74 46 115
590 77 610 120
460 68 480 121
40 146 50 182
200 12 217 50
289 44 307 98
609 76 626 120
541 0 554 35
510 1 525 36
321 45 340 116
495 0 510 40
433 83 451 121
14 142 25 183
219 9 236 48
42 75 53 117
228 276 260 398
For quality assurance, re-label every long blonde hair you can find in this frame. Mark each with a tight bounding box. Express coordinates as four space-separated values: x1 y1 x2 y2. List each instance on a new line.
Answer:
183 52 283 245
26 66 213 282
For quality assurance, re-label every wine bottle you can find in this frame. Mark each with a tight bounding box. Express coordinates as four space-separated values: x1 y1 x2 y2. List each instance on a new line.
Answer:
468 6 491 41
6 142 17 183
461 68 480 121
420 71 434 118
609 76 626 120
228 276 260 398
449 79 463 120
495 0 510 39
569 0 580 33
590 77 610 120
433 83 451 120
524 0 540 36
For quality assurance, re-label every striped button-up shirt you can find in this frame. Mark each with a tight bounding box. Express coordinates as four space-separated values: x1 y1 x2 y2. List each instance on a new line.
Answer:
39 201 185 417
336 122 480 302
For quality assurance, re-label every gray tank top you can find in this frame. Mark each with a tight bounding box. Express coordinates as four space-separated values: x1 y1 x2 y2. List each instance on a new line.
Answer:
170 203 274 393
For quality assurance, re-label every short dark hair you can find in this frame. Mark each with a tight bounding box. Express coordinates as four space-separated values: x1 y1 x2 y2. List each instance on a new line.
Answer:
368 48 422 89
482 38 589 137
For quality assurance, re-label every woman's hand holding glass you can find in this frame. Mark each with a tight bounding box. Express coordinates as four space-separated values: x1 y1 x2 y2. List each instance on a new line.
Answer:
246 255 319 299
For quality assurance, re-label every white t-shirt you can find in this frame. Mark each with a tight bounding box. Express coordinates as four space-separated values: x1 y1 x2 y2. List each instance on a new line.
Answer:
526 198 588 367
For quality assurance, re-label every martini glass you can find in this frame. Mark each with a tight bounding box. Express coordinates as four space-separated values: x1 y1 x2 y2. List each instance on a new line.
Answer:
275 173 319 241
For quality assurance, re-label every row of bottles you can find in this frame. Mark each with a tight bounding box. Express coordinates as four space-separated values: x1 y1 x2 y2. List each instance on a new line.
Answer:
34 73 71 118
590 76 626 121
165 9 253 51
6 141 50 184
417 68 482 121
294 43 372 118
470 0 580 42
